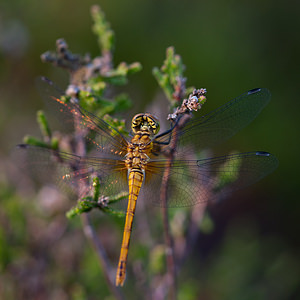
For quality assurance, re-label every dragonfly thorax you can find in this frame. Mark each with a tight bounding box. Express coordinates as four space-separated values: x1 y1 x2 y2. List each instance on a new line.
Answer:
125 131 153 171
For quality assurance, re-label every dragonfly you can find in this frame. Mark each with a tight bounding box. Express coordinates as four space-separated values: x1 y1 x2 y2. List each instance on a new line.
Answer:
16 77 278 286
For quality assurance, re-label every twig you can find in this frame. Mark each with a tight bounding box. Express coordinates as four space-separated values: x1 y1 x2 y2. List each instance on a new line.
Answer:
157 60 206 298
81 214 125 300
72 106 125 299
158 85 205 295
160 186 177 300
177 204 207 270
159 126 179 300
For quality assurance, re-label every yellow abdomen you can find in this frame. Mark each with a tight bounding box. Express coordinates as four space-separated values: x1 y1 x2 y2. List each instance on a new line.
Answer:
115 170 144 286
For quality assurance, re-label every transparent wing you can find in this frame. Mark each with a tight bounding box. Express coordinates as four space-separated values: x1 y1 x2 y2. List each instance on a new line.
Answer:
14 147 278 208
154 88 271 153
36 77 129 157
14 144 129 206
141 151 278 207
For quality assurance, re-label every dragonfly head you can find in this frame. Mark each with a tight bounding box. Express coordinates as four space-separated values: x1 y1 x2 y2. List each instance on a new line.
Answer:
131 113 160 135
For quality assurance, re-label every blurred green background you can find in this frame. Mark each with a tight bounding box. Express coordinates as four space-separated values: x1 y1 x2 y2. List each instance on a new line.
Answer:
0 0 299 299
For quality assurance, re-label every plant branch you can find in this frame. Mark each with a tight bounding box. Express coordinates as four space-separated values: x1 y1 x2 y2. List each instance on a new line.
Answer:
154 46 207 299
81 214 125 300
160 128 178 300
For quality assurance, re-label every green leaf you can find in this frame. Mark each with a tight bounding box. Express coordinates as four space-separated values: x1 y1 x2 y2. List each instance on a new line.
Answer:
37 110 51 139
152 46 186 106
23 135 49 148
91 5 115 53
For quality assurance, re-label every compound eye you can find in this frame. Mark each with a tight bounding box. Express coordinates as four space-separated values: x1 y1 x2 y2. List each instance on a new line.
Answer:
131 114 144 133
147 115 160 135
